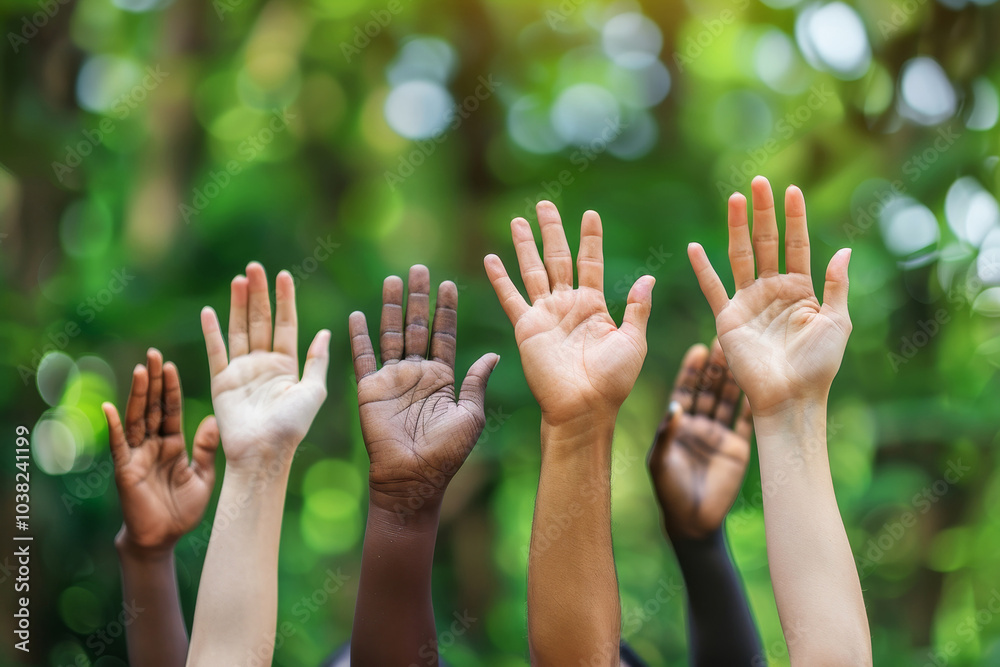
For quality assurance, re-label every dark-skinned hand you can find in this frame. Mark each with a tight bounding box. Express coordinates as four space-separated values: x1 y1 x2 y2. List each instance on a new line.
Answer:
648 339 753 540
349 265 499 513
103 349 220 552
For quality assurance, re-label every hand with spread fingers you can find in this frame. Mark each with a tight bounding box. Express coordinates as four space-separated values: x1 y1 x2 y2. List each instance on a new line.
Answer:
104 348 219 553
349 265 499 513
688 176 871 667
484 201 654 428
687 177 851 418
199 262 330 467
648 340 752 541
188 262 330 667
103 349 219 667
349 264 498 667
484 201 654 667
647 341 763 667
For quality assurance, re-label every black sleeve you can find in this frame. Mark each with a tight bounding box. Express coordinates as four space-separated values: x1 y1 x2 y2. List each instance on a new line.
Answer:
671 528 764 667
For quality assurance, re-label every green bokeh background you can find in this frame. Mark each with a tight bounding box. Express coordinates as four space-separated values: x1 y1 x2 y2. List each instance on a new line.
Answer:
2 0 1000 664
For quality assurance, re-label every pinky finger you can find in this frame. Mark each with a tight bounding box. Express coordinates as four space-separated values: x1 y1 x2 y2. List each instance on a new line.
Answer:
687 243 730 318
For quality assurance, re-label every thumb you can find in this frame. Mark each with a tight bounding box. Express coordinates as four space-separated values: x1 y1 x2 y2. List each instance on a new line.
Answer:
648 401 681 470
191 415 220 481
620 275 655 349
302 329 332 398
458 353 501 414
821 248 851 322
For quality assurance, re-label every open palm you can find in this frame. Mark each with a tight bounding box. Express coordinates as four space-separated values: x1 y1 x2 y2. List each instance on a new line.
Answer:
688 177 851 417
648 341 752 540
350 266 498 509
200 262 330 467
485 202 653 425
103 348 219 550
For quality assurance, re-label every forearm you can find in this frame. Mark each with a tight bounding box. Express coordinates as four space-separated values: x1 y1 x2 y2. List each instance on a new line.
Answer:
528 418 620 667
670 529 761 666
754 401 871 667
116 534 189 667
187 463 290 667
351 497 441 667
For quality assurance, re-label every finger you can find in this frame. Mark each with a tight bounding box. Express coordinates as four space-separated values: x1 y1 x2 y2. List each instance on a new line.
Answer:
727 192 755 289
577 210 604 292
735 396 754 441
648 402 682 468
458 353 500 414
246 261 273 352
103 402 130 469
687 243 729 317
162 361 184 435
273 270 298 363
201 307 229 377
784 185 811 277
124 363 148 446
619 275 654 351
302 329 332 394
511 218 550 302
751 176 780 278
714 363 743 428
536 200 574 290
695 339 727 416
484 254 530 325
430 281 458 369
405 264 431 359
145 348 164 435
380 275 405 365
821 248 852 322
349 312 378 380
228 275 249 358
191 415 220 481
670 343 709 414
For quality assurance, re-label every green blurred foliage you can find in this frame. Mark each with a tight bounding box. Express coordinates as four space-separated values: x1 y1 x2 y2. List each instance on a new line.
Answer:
1 0 1000 665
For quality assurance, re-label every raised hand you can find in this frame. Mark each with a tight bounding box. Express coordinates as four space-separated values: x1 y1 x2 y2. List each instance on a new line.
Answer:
349 265 499 513
199 262 330 467
484 201 654 427
103 348 218 552
687 176 851 417
648 340 752 540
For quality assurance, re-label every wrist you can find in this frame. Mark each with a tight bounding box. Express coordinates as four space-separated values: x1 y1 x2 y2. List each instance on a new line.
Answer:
222 456 294 491
751 397 827 438
366 494 442 534
115 527 177 562
541 412 617 447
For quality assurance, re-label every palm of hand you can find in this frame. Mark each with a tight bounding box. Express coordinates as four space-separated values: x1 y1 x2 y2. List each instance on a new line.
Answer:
359 360 484 500
117 433 211 548
717 275 847 415
516 288 645 421
211 352 320 462
651 413 749 539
